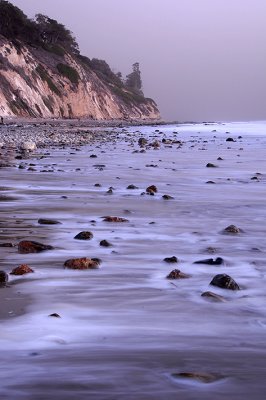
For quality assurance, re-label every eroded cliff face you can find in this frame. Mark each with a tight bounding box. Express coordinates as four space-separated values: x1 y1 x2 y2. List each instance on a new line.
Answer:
0 36 160 120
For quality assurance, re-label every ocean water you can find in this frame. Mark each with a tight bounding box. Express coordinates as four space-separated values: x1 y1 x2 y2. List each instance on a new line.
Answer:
0 121 266 399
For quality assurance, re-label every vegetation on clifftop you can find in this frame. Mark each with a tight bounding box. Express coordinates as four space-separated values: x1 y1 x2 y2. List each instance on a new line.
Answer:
0 0 157 111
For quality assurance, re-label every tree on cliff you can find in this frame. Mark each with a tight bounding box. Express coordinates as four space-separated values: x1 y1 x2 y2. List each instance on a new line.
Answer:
35 14 79 54
0 0 38 42
125 62 143 96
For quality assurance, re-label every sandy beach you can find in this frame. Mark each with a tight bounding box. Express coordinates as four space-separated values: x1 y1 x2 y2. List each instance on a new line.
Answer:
0 120 266 399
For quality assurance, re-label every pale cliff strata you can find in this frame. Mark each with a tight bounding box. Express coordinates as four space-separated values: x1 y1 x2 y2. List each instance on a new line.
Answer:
0 36 160 120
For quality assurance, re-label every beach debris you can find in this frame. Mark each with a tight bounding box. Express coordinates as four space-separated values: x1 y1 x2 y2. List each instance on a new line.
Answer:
166 269 190 279
18 240 54 254
0 270 8 285
146 185 157 195
100 240 112 247
38 218 61 225
10 264 34 275
162 194 174 200
193 257 224 265
102 216 129 222
206 163 217 168
210 274 240 290
223 224 242 234
201 291 226 302
164 256 179 263
49 313 61 318
127 184 139 189
74 231 93 240
171 372 222 383
64 257 100 270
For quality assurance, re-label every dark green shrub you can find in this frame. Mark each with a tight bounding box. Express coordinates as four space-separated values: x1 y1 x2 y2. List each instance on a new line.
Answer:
57 63 79 84
36 65 61 96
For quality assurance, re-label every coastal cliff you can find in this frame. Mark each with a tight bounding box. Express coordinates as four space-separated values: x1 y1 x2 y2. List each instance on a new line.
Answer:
0 2 160 120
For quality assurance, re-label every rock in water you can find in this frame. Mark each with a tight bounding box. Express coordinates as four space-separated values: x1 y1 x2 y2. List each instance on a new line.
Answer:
210 274 240 290
0 270 8 285
102 216 129 222
164 256 179 263
162 194 174 200
166 269 190 279
64 257 100 270
193 257 224 265
146 185 158 195
99 240 112 247
10 264 34 275
223 225 242 234
74 231 93 240
38 218 61 225
201 291 226 302
172 372 222 383
18 240 54 254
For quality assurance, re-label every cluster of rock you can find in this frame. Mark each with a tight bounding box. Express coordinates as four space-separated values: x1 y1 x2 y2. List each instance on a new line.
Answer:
0 223 243 307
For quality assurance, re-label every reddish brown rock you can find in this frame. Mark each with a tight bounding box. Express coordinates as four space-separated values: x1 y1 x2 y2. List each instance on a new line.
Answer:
146 185 158 194
18 240 54 254
102 216 129 222
64 257 100 270
166 269 190 279
10 264 34 275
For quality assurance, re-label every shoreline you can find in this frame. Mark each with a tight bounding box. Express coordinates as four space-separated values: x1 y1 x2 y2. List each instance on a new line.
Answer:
0 117 165 150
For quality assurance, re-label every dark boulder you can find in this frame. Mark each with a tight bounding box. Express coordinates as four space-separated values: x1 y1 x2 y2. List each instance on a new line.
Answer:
164 256 179 263
210 274 240 290
99 240 112 247
206 163 217 168
0 270 8 285
127 184 139 189
38 218 61 225
223 225 242 234
162 194 174 200
193 257 224 265
74 231 93 240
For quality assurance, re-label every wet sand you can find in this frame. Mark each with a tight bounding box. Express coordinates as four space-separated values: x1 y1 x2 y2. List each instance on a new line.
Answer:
0 121 266 399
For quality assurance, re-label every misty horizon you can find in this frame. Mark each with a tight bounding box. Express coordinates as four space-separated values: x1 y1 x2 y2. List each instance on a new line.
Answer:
10 0 266 122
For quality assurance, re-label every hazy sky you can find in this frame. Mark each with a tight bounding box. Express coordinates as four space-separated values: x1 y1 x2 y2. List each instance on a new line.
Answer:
11 0 266 121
